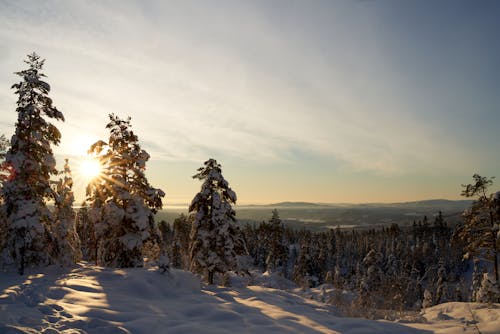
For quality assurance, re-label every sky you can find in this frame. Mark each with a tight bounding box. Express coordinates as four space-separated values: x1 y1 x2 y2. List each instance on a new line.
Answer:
0 0 499 205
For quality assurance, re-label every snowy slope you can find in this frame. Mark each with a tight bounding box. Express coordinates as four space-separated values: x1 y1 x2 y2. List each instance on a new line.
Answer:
411 302 500 334
0 263 499 333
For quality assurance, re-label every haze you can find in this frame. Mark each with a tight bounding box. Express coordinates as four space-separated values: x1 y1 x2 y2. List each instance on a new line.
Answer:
0 0 499 204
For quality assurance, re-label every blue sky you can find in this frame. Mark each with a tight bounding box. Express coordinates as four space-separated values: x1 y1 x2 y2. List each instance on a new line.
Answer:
0 0 499 204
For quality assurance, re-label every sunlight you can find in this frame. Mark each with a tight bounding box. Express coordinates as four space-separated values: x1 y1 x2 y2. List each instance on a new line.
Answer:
79 158 102 181
68 135 99 156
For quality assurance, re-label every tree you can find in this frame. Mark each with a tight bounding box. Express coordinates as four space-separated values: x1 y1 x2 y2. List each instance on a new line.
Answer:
171 214 192 269
265 209 288 273
0 134 9 184
87 114 165 268
1 53 64 274
0 134 9 251
435 261 448 304
75 201 96 261
422 289 433 309
456 174 499 298
50 159 82 266
356 249 383 310
476 273 500 304
188 158 246 284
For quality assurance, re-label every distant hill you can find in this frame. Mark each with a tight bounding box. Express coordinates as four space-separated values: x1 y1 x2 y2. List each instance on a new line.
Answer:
391 199 472 207
264 202 329 208
247 199 472 209
155 199 473 231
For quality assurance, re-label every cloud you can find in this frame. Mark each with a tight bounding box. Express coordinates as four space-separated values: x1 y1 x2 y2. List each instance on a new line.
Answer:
0 0 496 179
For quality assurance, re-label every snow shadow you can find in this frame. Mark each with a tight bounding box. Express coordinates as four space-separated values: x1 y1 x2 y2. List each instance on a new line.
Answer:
1 264 434 333
0 265 93 333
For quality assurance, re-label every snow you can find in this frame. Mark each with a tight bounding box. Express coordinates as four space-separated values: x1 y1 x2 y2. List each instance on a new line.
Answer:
412 302 500 334
1 263 499 333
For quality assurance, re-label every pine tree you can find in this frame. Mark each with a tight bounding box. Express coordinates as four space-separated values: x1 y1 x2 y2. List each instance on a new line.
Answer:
422 289 433 309
50 159 82 266
188 158 246 284
0 134 9 184
265 209 288 274
0 53 64 274
293 232 315 288
477 273 500 304
455 174 499 300
356 249 383 310
75 201 96 261
0 134 9 251
87 114 165 268
406 266 423 309
172 214 192 269
435 261 448 304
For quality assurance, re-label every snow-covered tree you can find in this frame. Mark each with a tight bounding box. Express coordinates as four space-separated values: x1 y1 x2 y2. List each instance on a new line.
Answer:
172 214 192 269
422 289 433 309
87 114 165 268
293 232 316 289
75 201 96 261
0 53 64 274
435 261 448 304
0 134 9 250
455 174 499 300
188 158 246 284
356 249 383 309
476 273 500 304
50 159 81 266
265 209 288 273
0 134 9 185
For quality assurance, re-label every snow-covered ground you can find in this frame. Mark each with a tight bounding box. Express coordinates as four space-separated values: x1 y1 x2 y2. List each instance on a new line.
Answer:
0 263 499 333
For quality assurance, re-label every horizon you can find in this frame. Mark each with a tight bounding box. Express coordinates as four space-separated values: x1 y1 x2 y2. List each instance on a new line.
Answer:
1 1 499 204
145 197 475 210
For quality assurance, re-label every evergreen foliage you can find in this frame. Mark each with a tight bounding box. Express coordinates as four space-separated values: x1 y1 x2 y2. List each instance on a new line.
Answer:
188 158 246 284
75 202 96 262
455 174 499 301
0 53 64 274
86 114 165 268
477 273 500 304
171 214 191 269
243 213 462 310
265 209 288 274
0 134 9 184
0 134 9 251
50 159 82 266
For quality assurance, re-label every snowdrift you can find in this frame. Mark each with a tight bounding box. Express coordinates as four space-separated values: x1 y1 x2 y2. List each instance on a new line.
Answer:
0 263 499 333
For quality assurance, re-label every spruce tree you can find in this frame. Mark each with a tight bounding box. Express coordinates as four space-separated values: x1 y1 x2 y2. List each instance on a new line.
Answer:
456 174 499 299
0 134 9 183
172 214 191 269
75 201 96 261
87 114 165 267
1 53 64 274
435 261 448 304
51 159 82 266
188 158 246 284
477 273 500 304
265 209 288 273
422 289 433 309
0 134 9 251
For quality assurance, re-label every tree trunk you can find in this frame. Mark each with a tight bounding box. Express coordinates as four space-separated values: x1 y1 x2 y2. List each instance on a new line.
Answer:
208 270 214 285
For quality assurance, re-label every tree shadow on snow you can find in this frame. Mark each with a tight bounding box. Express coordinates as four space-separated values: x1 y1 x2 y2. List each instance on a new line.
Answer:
0 264 434 334
200 286 434 334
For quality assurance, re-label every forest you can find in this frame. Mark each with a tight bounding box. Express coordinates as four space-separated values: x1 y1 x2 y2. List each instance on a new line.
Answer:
1 53 499 320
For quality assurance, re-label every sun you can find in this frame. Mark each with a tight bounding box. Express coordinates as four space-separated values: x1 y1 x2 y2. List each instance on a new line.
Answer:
79 158 102 181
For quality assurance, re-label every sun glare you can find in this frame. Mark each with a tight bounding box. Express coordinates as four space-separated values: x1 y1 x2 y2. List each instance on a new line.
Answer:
79 158 102 180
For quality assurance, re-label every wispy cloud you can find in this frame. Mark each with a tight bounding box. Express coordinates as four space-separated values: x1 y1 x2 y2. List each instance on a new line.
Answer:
1 0 498 190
